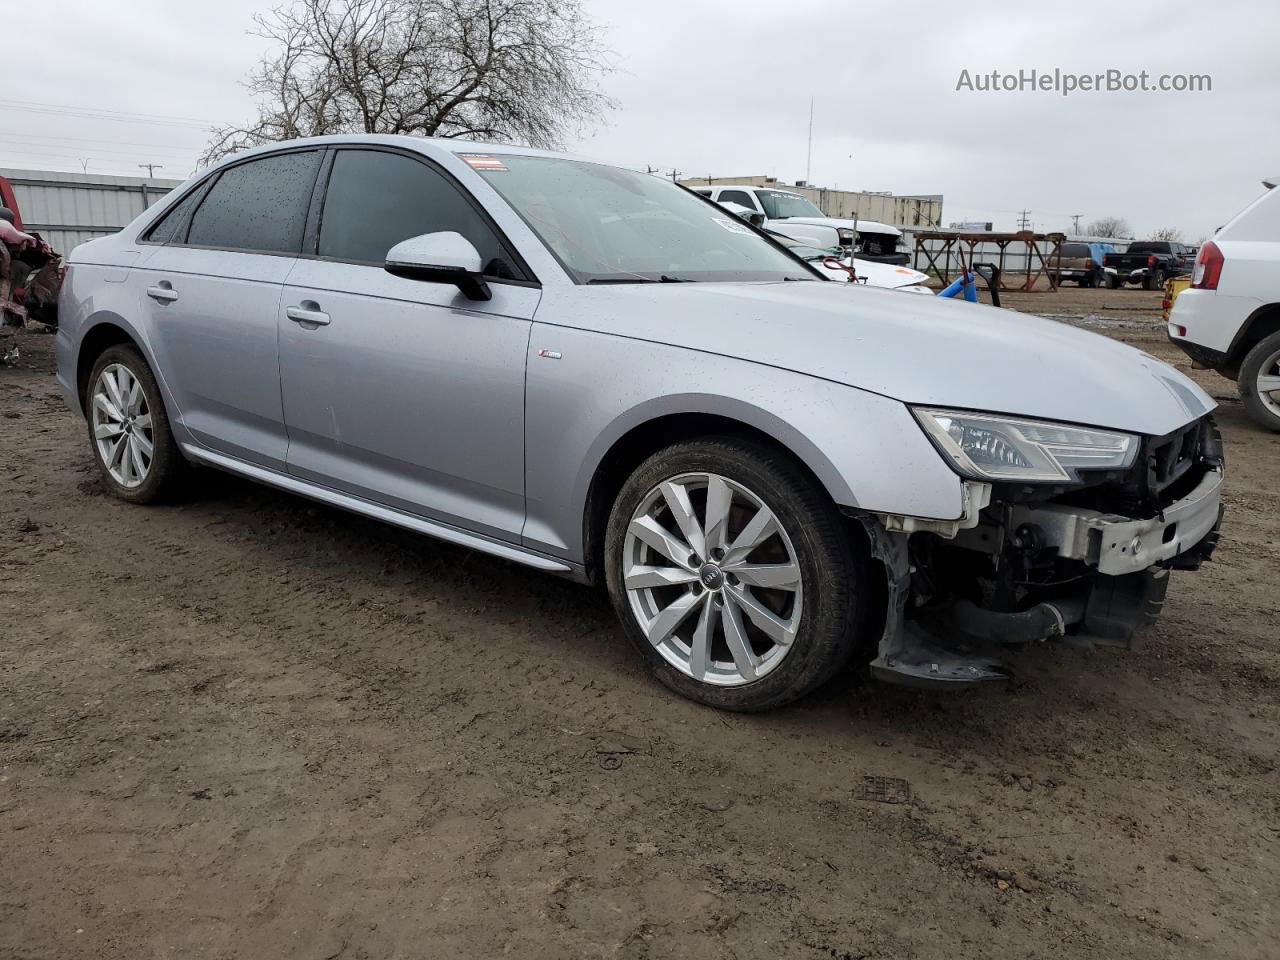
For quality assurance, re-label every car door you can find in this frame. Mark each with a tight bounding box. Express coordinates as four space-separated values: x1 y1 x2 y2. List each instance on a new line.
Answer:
279 147 540 543
134 149 323 471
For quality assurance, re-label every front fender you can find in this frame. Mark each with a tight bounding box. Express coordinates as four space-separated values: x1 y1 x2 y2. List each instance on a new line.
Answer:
521 322 965 563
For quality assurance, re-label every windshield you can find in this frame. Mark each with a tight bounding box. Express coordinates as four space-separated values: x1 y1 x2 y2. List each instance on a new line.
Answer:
769 232 839 260
757 190 826 220
477 156 817 283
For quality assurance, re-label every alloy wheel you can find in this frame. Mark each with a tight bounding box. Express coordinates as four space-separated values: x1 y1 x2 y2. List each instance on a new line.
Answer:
622 472 803 686
91 363 154 489
1257 347 1280 419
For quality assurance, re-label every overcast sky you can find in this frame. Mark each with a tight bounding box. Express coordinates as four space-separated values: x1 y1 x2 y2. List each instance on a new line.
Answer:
5 0 1274 239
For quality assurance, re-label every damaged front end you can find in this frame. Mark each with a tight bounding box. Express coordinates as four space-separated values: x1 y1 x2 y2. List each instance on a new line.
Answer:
858 414 1225 688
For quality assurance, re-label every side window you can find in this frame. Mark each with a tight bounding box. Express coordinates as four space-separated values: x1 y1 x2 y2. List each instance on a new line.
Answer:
143 186 205 244
186 150 322 253
692 189 713 198
318 149 521 278
717 189 756 210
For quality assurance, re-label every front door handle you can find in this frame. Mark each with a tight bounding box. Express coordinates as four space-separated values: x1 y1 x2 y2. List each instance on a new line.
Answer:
286 303 331 326
146 282 180 304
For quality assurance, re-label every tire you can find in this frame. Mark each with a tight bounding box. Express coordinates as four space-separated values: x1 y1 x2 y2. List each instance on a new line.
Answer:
86 344 189 503
1239 330 1280 431
603 436 865 711
1107 275 1122 290
1143 269 1165 291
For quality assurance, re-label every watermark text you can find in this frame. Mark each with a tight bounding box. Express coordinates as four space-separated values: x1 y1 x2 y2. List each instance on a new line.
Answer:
956 68 1211 96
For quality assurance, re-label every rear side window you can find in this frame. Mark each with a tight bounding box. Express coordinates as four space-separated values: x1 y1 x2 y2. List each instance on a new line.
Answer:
187 150 322 253
318 149 521 278
1060 243 1090 258
717 189 756 209
144 187 204 244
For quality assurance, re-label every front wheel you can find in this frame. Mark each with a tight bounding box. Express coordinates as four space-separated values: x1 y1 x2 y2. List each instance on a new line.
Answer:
86 344 189 502
1239 331 1280 431
604 437 865 711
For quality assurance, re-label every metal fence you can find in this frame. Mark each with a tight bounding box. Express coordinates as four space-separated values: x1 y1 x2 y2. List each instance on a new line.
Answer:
0 168 184 255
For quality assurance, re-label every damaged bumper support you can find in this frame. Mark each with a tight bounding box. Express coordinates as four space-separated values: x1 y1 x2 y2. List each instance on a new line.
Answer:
863 465 1225 688
1008 468 1223 576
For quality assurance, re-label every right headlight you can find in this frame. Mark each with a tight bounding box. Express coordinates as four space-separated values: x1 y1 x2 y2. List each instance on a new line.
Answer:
912 407 1139 483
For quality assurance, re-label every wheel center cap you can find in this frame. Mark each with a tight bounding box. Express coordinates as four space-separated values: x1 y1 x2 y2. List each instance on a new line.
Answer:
698 563 725 591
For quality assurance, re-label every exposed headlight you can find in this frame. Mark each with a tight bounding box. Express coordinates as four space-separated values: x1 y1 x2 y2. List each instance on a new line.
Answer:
836 227 855 242
912 408 1139 483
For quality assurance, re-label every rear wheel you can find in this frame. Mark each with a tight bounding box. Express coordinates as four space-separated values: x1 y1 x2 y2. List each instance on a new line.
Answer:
86 344 188 502
1107 274 1122 289
604 437 865 711
1144 269 1166 291
1239 331 1280 431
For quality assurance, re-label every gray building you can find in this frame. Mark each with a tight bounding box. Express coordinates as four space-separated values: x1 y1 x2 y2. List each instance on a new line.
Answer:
1 167 184 254
678 174 943 229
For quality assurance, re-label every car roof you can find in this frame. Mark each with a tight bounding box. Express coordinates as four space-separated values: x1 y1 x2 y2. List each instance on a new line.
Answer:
202 133 592 173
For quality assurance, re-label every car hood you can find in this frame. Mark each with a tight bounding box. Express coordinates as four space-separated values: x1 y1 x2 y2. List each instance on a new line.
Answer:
815 258 929 289
566 281 1214 436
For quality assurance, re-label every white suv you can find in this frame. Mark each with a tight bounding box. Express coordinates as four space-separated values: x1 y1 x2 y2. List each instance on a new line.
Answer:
1169 176 1280 430
690 184 909 265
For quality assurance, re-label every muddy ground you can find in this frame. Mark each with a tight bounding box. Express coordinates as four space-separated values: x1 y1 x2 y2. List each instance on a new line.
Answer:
1 286 1276 959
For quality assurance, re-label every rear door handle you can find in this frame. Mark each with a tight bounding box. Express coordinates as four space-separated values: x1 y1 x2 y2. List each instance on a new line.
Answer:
146 282 180 303
286 303 331 326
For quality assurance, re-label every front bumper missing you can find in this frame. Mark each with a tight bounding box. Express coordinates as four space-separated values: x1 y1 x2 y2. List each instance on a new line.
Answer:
862 466 1225 689
1009 467 1224 576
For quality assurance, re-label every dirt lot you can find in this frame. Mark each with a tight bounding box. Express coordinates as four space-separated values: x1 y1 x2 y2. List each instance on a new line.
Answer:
2 286 1277 959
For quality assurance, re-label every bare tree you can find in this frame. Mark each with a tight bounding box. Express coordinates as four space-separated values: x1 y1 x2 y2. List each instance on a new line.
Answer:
203 0 614 164
1085 216 1131 239
1149 226 1184 242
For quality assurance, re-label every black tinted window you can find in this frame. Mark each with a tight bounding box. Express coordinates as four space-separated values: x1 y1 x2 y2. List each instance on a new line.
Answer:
717 189 755 209
187 151 321 253
318 149 517 277
144 187 204 244
1060 243 1090 258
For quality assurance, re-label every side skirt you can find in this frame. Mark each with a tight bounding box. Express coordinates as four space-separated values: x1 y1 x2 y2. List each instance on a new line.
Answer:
179 444 581 579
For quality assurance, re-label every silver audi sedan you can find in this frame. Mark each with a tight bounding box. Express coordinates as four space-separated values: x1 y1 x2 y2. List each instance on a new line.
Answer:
56 135 1225 710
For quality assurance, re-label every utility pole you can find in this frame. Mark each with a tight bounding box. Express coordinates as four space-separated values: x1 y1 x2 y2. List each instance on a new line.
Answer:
667 169 681 183
138 162 163 178
1071 213 1083 234
805 96 814 185
79 158 91 173
1017 209 1032 230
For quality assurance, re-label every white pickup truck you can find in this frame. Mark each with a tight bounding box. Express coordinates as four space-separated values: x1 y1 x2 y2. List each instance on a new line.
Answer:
690 184 910 265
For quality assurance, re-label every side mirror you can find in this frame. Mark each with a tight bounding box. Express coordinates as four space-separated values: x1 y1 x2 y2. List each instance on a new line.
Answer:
385 232 492 301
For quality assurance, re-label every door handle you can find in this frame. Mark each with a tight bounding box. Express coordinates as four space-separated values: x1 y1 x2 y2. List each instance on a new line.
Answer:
286 303 331 326
146 282 180 303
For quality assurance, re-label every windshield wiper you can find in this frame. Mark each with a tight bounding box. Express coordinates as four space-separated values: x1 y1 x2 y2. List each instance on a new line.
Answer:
585 275 697 285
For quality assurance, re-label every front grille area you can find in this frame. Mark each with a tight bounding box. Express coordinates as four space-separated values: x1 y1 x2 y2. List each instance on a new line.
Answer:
1144 418 1206 500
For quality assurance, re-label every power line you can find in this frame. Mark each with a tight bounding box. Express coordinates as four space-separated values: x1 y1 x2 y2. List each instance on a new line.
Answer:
0 100 213 130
